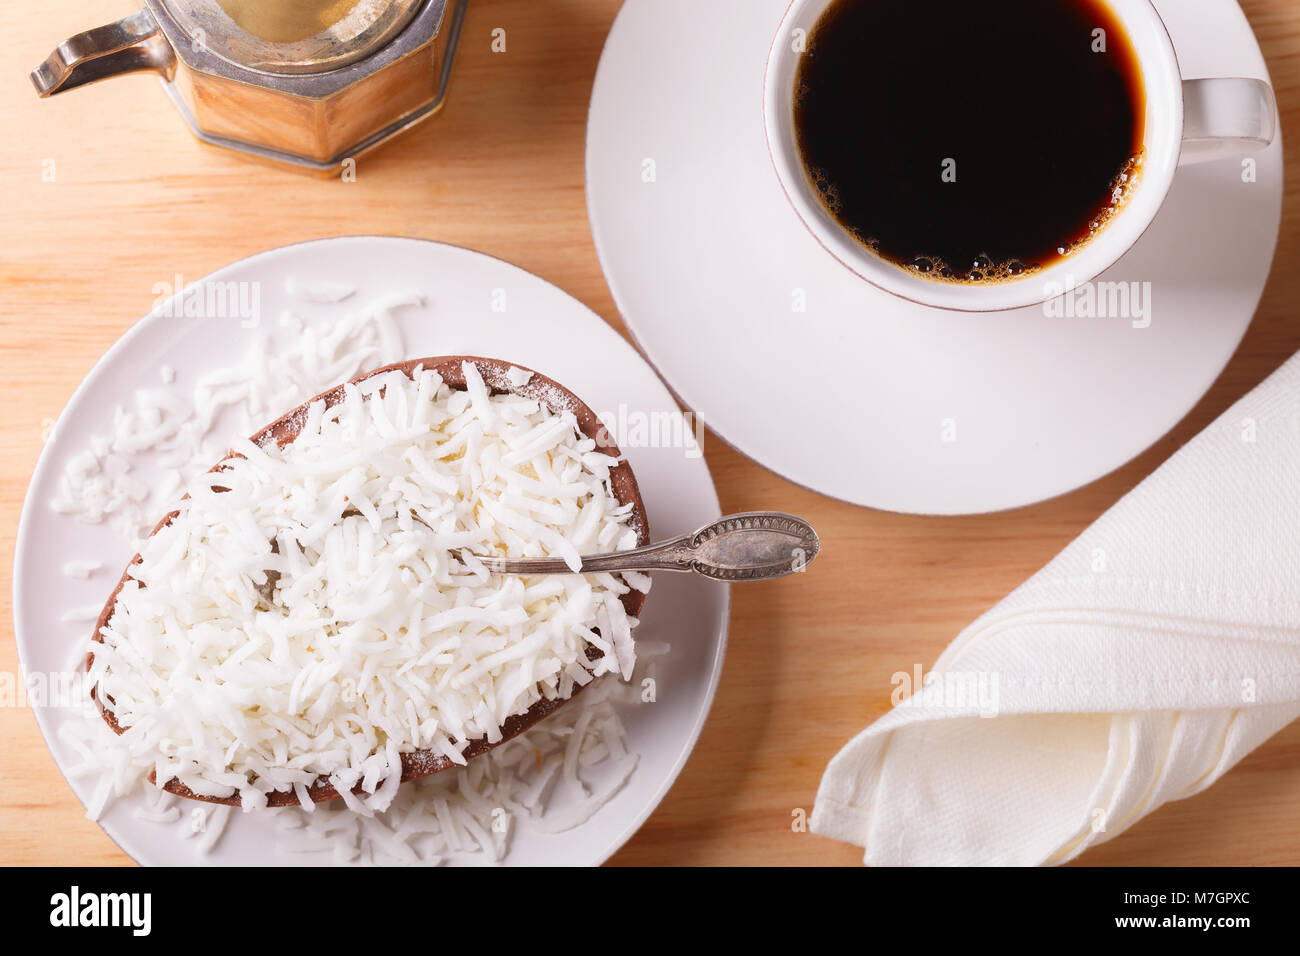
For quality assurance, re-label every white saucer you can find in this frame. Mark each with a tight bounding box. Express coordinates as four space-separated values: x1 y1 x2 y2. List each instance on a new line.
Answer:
13 237 728 866
586 0 1283 514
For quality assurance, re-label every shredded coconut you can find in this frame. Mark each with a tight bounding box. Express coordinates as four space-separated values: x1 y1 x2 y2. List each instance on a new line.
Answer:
276 644 666 864
91 363 644 812
50 293 417 543
60 605 104 623
63 560 102 580
506 366 535 389
48 283 660 863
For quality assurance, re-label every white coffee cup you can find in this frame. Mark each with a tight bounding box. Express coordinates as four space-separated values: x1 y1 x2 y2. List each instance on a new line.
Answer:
763 0 1277 313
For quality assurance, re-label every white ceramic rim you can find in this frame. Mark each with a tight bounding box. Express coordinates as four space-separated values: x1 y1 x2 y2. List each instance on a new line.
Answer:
763 0 1185 313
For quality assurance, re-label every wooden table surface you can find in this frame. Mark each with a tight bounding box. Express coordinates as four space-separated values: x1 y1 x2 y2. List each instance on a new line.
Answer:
2 0 1298 867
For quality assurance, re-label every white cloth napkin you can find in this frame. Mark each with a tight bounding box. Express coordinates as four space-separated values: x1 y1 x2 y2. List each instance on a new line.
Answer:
812 352 1300 866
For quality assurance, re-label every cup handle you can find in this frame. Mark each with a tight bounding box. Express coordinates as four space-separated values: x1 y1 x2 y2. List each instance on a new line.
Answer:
1179 77 1276 166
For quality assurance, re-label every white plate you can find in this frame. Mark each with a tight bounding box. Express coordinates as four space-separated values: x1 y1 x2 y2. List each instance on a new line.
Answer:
586 0 1283 514
13 236 728 866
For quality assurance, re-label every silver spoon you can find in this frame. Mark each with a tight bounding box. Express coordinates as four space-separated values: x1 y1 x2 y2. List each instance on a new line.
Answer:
473 512 819 581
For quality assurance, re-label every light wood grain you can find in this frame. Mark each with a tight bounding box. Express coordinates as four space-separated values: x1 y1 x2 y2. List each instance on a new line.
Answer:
1 0 1298 867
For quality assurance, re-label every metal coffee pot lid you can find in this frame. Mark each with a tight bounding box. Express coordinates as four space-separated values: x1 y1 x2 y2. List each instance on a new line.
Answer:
159 0 423 75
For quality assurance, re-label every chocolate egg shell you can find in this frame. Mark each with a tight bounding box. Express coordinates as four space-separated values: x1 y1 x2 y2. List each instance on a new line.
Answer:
90 355 649 807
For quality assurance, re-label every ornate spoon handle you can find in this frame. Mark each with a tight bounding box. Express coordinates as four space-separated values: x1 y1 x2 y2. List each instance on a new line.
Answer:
475 512 819 582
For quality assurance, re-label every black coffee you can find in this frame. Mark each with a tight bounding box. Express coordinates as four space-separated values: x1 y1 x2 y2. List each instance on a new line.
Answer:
793 0 1145 283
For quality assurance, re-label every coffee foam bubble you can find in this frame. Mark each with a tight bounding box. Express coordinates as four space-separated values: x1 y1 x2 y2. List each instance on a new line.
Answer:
807 165 842 215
